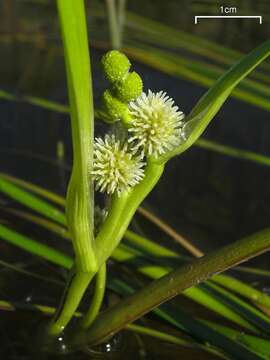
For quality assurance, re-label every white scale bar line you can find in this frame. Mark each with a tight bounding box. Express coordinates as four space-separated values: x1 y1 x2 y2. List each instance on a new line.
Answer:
195 16 262 24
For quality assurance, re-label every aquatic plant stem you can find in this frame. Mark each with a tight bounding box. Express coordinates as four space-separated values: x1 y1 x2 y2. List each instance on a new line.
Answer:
48 271 94 336
80 263 107 329
76 162 164 329
47 0 96 336
2 212 269 356
74 228 270 345
58 0 96 272
95 161 164 266
124 230 270 311
113 245 256 331
0 299 228 359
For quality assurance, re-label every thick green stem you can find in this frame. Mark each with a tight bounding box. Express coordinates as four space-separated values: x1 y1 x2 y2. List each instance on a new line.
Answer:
113 245 255 331
80 263 107 329
48 271 94 336
48 162 163 336
124 229 270 310
58 0 96 272
47 0 96 336
60 162 163 334
95 161 164 267
75 228 270 346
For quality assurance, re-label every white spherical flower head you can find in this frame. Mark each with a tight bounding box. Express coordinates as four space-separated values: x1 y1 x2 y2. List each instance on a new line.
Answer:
92 134 145 196
128 90 185 158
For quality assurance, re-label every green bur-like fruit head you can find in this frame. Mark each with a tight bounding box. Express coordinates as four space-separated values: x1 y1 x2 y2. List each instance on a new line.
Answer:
102 90 130 123
101 50 131 83
113 72 143 102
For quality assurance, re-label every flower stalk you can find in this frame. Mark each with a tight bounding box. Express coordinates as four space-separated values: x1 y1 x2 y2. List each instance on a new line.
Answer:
95 161 164 267
79 263 107 329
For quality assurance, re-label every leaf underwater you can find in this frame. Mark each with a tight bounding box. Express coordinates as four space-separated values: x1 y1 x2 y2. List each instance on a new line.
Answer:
1 178 270 358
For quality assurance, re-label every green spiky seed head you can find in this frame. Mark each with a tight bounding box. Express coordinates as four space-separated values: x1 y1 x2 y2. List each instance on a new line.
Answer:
102 90 130 123
113 72 143 102
101 50 131 83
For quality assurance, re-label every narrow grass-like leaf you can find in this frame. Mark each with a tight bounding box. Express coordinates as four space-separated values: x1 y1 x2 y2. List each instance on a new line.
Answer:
196 139 270 166
157 39 270 163
123 10 270 75
0 89 69 113
200 282 270 334
4 173 270 305
0 224 263 359
0 173 65 207
211 274 270 308
127 323 227 359
0 258 63 285
0 177 66 225
2 183 268 331
203 322 270 358
113 245 256 332
0 219 267 358
84 227 270 345
0 223 239 357
2 177 270 335
124 41 270 110
233 266 270 278
0 224 72 269
2 205 259 332
124 231 270 309
0 297 219 357
104 278 265 360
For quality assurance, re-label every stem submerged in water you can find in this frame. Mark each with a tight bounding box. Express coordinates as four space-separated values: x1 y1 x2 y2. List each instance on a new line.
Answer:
48 271 94 336
80 263 107 330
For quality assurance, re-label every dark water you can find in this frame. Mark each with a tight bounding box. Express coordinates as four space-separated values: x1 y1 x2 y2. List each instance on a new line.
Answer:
0 0 270 359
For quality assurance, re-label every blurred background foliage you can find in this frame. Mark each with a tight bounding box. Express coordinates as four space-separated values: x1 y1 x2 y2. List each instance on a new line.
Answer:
0 0 270 255
1 1 270 358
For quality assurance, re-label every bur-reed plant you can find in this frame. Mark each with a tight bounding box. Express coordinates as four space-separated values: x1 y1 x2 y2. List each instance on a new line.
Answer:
1 0 270 357
44 0 270 346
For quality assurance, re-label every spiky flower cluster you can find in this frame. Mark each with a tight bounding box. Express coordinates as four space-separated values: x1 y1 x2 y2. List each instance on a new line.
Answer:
94 51 186 196
92 134 145 196
128 90 185 158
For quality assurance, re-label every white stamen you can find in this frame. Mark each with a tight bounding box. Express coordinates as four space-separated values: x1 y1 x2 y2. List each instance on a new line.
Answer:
128 90 185 159
92 134 145 196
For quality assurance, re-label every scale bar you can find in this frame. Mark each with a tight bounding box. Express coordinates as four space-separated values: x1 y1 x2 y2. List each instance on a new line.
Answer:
195 15 262 24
